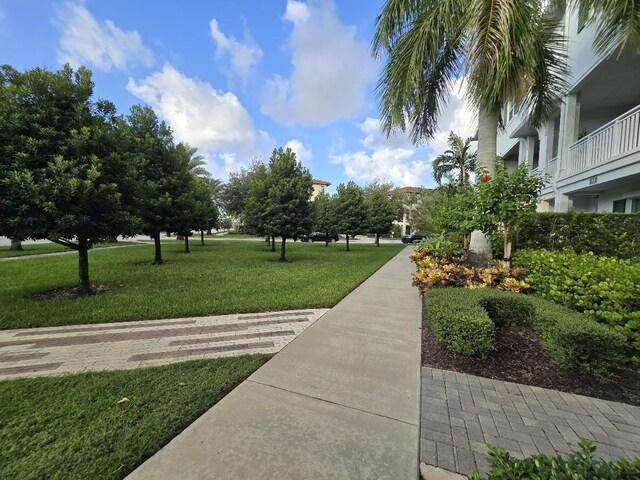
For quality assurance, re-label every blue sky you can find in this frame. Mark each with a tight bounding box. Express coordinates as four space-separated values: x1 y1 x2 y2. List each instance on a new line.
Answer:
0 0 474 190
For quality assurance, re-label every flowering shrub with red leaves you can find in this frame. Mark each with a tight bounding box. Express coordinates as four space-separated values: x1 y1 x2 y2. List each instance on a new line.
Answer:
410 248 529 293
481 175 492 182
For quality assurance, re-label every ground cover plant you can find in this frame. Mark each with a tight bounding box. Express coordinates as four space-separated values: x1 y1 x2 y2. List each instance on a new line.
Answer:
514 249 640 363
0 354 269 480
0 241 404 329
471 440 640 479
0 242 139 258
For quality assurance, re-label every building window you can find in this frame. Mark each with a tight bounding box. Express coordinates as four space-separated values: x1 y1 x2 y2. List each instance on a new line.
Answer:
632 198 640 213
612 199 626 213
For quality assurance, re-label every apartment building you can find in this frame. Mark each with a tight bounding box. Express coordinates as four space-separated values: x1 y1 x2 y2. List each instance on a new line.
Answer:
497 6 640 213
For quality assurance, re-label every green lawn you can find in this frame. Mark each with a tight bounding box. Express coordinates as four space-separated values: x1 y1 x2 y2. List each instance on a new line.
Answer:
0 355 269 480
0 241 405 329
0 241 139 258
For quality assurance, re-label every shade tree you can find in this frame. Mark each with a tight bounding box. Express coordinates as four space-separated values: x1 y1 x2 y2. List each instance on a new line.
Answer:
312 191 338 247
364 187 396 246
333 182 367 252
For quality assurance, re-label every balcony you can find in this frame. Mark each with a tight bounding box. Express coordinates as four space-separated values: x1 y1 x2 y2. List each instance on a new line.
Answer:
567 104 640 175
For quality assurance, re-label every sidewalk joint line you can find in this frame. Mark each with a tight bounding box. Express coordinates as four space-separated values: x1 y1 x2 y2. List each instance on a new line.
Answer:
247 378 419 427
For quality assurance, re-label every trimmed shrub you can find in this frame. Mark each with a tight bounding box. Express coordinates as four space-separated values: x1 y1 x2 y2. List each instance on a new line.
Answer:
513 211 640 260
470 439 640 479
514 249 640 363
424 289 626 380
425 289 496 356
528 296 628 380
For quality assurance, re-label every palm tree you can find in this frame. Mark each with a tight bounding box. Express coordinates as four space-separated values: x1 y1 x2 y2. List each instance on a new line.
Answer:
433 132 477 186
372 0 567 264
561 0 640 57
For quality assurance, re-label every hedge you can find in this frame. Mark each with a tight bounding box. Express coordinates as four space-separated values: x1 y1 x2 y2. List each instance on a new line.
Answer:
512 211 640 260
424 288 626 380
470 439 640 479
514 249 640 364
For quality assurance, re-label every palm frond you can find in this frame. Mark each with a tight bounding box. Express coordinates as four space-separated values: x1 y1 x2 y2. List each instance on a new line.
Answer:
581 0 640 57
373 0 468 143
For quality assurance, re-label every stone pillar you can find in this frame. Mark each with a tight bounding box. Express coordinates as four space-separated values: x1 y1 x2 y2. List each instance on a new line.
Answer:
557 94 580 176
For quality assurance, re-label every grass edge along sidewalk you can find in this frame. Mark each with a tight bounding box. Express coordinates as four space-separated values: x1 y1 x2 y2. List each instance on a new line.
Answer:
0 241 404 329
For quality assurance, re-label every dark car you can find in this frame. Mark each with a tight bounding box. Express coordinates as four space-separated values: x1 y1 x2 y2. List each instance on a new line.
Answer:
401 232 425 244
300 232 339 243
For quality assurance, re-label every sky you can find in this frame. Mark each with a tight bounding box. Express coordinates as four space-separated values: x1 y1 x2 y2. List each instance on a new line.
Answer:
0 0 475 190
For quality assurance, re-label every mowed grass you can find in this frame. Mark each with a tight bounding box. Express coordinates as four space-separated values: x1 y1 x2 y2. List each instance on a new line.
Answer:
0 355 269 480
0 241 139 258
0 240 405 329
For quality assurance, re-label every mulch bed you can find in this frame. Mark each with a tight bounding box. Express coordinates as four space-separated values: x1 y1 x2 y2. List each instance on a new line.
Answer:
422 303 640 406
28 284 125 301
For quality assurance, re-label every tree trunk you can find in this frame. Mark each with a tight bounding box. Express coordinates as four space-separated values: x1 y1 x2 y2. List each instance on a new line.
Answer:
153 232 164 265
271 235 276 252
265 236 270 244
177 235 184 241
106 236 118 243
469 108 499 266
77 238 94 296
346 234 350 252
325 232 329 247
375 233 380 247
200 230 205 246
280 237 287 262
10 239 22 251
503 226 512 270
184 234 190 253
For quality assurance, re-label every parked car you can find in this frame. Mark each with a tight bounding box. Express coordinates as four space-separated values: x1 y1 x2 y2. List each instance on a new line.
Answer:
299 232 339 243
401 232 425 244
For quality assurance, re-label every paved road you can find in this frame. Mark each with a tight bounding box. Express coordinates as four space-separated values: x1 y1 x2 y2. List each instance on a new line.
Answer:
0 310 327 380
127 246 422 480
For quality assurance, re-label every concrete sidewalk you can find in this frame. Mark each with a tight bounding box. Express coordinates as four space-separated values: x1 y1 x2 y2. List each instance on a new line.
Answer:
128 247 422 479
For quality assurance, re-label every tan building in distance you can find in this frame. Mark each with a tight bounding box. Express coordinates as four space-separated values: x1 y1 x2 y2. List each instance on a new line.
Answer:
391 186 422 236
311 179 331 201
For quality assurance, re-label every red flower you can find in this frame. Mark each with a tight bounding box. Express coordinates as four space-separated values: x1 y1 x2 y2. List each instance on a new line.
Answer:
481 175 492 182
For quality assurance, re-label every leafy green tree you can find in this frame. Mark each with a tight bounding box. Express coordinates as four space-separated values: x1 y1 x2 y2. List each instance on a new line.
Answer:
0 65 138 294
365 187 395 246
474 163 545 269
194 179 221 244
261 148 312 261
312 191 337 247
433 132 477 186
243 162 275 250
125 105 190 264
334 182 366 252
220 159 262 230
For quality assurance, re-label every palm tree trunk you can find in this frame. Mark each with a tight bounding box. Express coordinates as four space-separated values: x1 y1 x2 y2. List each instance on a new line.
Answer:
468 108 498 267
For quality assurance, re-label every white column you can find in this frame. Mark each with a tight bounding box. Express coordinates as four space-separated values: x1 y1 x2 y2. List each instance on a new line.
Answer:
538 119 556 171
557 94 580 176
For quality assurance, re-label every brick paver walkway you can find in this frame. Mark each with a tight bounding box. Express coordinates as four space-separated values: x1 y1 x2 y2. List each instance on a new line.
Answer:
421 367 640 476
0 309 328 379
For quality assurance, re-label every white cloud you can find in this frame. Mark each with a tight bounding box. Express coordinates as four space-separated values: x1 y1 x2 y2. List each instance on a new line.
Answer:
285 139 313 166
55 1 154 71
428 78 477 154
261 0 376 126
330 119 430 186
126 63 273 178
209 19 262 80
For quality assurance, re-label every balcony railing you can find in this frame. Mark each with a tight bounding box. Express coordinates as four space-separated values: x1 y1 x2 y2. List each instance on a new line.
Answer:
545 157 558 177
568 104 640 174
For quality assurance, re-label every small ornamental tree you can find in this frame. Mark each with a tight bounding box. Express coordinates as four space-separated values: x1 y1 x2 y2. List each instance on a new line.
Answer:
262 147 312 262
474 163 545 269
334 182 367 251
243 162 275 250
0 65 138 295
365 187 395 246
312 191 337 247
126 105 190 264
